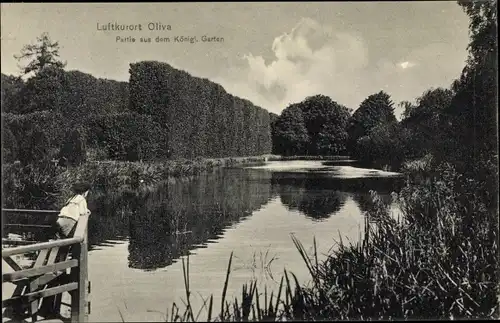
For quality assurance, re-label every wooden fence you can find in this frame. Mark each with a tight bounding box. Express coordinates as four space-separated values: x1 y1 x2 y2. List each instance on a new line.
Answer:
2 209 90 323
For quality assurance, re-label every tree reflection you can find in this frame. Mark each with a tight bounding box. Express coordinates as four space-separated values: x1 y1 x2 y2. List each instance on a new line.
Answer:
272 171 402 222
87 169 274 271
5 166 402 271
86 190 132 250
273 174 348 221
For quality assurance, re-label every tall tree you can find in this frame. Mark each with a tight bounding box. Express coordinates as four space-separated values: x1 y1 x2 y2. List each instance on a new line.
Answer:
272 95 351 156
316 123 349 155
272 104 310 156
399 100 416 121
403 88 454 124
447 0 498 163
299 95 351 155
348 91 396 155
400 88 455 160
355 121 410 167
17 66 66 113
14 32 66 77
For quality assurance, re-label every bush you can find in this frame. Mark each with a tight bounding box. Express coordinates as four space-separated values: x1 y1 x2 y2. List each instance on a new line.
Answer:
85 113 167 161
18 127 51 164
2 126 18 162
85 147 108 161
3 111 66 153
354 122 412 169
2 161 63 209
58 128 87 166
1 74 25 113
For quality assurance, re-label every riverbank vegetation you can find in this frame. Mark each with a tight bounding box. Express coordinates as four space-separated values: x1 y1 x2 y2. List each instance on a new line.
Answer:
1 156 272 209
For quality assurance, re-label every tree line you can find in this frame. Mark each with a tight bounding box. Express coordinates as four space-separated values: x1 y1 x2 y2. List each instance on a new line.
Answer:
1 34 273 166
129 61 272 159
271 0 497 177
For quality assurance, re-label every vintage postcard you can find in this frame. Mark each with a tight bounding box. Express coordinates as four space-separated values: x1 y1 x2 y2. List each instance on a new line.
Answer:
1 2 498 322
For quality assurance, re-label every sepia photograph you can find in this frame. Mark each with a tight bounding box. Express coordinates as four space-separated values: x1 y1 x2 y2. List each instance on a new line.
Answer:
1 1 498 322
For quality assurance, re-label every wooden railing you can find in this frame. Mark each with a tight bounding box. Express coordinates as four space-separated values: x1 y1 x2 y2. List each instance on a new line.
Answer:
2 209 90 323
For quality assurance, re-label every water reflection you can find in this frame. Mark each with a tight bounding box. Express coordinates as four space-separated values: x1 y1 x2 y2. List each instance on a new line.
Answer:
87 192 130 250
3 161 404 275
272 175 348 221
90 169 275 271
270 170 402 220
81 164 404 271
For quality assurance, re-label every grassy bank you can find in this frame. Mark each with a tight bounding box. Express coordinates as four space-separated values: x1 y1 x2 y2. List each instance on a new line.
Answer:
61 155 272 192
2 153 355 210
161 156 498 321
2 155 274 209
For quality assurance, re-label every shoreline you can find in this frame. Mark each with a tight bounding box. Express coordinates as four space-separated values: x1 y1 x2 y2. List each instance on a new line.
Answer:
2 154 357 209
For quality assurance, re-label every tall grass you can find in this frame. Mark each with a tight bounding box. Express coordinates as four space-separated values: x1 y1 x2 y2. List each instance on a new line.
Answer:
160 160 498 321
2 155 271 209
61 156 268 192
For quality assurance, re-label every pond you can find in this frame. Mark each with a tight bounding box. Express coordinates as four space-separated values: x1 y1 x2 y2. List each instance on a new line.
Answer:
3 160 404 322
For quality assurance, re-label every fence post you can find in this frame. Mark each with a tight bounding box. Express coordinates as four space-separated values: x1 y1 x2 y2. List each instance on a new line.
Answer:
70 228 88 323
78 226 88 322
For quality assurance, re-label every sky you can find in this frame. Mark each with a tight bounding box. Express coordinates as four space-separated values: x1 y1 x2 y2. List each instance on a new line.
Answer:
1 2 471 118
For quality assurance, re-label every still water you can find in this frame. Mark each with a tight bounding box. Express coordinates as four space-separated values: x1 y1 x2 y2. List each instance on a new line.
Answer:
4 160 404 322
85 160 403 321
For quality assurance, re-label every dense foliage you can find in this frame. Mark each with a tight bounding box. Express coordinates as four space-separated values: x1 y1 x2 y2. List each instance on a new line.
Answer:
347 91 396 155
1 74 24 113
1 61 273 164
84 112 168 161
1 125 18 163
129 61 272 159
58 128 87 167
1 63 135 164
3 67 130 116
272 95 351 156
271 104 309 156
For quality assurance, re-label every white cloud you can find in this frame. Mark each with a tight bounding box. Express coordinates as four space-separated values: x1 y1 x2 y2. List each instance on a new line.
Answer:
212 17 465 119
213 17 370 114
